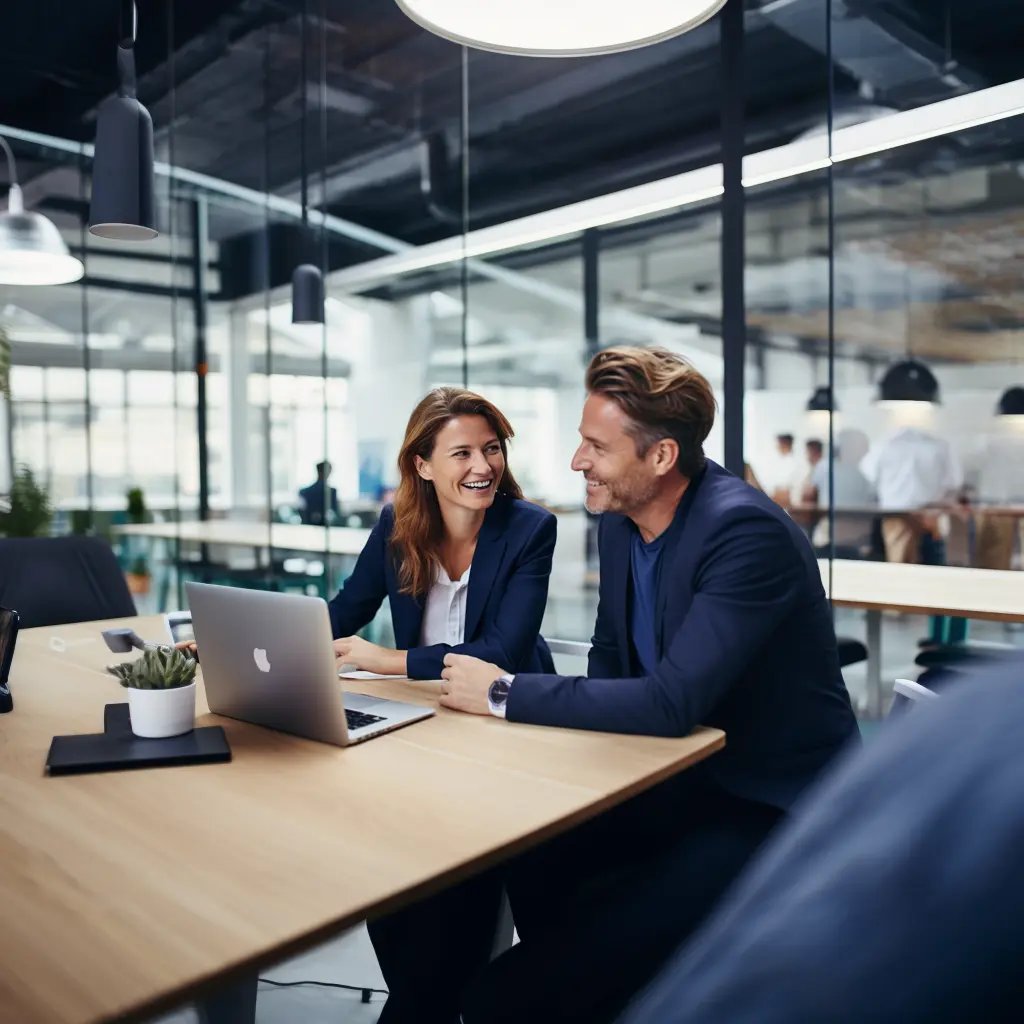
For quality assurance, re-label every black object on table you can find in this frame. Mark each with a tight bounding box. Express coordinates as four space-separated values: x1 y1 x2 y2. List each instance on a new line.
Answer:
0 606 19 713
46 702 231 775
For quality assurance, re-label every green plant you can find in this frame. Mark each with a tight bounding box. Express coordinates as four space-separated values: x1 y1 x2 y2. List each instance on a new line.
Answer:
108 645 197 690
129 554 150 577
0 465 51 537
0 325 10 398
126 486 146 524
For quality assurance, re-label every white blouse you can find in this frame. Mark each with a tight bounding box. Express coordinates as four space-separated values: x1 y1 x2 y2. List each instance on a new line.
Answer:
419 564 471 647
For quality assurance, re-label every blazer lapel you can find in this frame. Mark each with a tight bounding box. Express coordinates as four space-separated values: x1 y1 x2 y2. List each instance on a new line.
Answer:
464 504 508 641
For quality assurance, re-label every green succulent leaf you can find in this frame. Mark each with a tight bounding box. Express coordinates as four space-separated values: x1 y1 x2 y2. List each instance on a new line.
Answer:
106 645 198 690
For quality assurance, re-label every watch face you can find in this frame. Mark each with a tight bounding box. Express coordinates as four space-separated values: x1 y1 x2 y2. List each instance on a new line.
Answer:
489 677 511 704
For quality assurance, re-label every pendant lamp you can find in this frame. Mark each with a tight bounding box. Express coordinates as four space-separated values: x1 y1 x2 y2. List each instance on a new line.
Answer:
291 0 324 325
806 386 837 413
89 2 157 240
997 385 1024 417
0 135 84 285
876 358 940 405
394 0 728 57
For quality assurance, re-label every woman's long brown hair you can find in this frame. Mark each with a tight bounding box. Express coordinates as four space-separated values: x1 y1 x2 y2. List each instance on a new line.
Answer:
391 387 523 598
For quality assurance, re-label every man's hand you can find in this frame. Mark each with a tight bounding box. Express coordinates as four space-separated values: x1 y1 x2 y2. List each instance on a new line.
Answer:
333 636 406 676
440 653 506 716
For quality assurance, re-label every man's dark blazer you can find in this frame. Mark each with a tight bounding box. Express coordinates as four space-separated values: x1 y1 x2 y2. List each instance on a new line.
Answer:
328 493 556 680
507 460 858 811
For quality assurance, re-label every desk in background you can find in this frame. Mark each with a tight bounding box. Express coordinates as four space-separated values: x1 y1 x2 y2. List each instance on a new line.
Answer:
820 559 1024 716
0 614 724 1024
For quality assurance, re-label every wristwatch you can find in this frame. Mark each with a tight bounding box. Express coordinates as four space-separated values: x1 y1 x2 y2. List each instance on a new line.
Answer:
487 673 514 719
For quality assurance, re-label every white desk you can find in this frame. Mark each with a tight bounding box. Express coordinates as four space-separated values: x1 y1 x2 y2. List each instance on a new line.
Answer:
820 559 1024 715
113 520 371 557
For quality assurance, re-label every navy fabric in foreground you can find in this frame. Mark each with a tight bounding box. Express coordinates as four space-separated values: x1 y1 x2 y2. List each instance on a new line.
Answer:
619 655 1024 1024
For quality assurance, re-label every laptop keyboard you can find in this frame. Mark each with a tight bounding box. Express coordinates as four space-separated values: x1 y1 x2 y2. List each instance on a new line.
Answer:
346 708 386 731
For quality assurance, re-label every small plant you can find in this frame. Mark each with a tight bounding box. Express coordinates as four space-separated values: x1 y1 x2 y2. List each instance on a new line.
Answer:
108 645 197 690
0 325 10 398
129 554 150 577
0 464 51 537
126 486 146 524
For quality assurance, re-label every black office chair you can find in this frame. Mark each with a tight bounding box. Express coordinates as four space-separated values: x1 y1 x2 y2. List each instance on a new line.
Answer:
0 536 137 628
837 637 868 668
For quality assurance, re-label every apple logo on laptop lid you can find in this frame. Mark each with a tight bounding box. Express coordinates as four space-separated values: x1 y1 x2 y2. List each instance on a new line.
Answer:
253 648 271 673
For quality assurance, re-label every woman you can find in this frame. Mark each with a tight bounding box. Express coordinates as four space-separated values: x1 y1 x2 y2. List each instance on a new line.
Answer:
327 386 556 682
195 387 555 1024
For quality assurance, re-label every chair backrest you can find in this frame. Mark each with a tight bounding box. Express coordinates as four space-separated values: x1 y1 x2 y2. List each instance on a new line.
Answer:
0 536 137 629
889 676 940 718
544 638 593 658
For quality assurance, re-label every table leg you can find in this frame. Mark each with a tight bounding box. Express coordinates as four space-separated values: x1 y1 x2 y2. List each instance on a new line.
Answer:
865 609 884 719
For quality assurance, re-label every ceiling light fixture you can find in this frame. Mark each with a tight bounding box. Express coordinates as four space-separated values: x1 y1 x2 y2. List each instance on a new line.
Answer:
394 0 727 57
807 386 837 413
997 385 1024 417
291 0 324 325
89 1 157 240
0 134 84 286
876 359 940 405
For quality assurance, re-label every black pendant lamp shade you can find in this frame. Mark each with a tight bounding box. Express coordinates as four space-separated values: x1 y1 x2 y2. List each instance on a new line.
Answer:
291 0 325 325
807 386 837 413
876 359 940 404
292 263 325 324
997 386 1024 417
89 10 157 241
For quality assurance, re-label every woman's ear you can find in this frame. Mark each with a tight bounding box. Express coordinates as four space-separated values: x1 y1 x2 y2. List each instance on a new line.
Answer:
414 455 433 481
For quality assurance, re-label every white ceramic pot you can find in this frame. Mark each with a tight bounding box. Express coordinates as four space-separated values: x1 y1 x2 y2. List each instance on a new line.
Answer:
127 681 197 739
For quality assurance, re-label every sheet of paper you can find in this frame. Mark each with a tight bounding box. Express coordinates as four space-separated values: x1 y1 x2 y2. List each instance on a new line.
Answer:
337 668 406 680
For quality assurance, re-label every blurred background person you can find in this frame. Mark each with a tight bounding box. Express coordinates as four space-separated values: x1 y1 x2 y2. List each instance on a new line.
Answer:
967 421 1024 571
298 460 341 526
806 429 876 558
761 433 804 508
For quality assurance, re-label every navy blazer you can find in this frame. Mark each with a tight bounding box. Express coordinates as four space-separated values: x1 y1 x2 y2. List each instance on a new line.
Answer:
508 460 858 811
328 494 556 680
620 659 1024 1024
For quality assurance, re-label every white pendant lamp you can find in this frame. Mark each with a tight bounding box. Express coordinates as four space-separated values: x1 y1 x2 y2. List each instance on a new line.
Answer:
0 135 84 286
394 0 728 57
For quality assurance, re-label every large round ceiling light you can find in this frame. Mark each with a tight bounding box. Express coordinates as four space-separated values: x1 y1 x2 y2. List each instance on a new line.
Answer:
394 0 728 57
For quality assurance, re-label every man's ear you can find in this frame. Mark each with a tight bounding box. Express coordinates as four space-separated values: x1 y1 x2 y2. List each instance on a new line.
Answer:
651 438 680 477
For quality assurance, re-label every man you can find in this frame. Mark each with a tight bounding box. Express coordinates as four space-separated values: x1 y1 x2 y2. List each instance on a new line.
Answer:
297 460 340 526
442 346 859 1022
763 431 803 507
619 656 1024 1024
806 429 876 557
859 424 961 565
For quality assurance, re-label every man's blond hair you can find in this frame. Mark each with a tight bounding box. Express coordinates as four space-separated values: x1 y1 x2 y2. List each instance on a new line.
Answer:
585 346 717 478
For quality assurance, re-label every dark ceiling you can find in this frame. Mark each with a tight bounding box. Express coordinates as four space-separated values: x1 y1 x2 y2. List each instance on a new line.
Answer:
2 1 1024 274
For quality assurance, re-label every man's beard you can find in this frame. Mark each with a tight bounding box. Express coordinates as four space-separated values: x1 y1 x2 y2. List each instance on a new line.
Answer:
585 471 659 515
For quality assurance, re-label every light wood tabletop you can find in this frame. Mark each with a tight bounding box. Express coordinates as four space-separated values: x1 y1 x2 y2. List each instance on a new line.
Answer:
1 615 723 1024
820 558 1024 621
112 520 371 557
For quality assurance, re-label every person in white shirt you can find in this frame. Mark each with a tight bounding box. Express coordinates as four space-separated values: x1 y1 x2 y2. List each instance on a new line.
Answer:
762 433 805 508
860 427 962 564
808 429 876 556
968 425 1024 570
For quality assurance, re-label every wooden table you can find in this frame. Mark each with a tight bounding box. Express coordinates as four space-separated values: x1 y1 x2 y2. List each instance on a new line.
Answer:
820 559 1024 716
112 520 372 557
0 615 724 1024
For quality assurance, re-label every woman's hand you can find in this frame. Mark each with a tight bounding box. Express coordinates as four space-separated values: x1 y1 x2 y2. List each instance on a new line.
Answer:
332 636 407 676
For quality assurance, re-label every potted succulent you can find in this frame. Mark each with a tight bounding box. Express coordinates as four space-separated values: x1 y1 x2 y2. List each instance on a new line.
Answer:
108 645 198 738
125 554 151 596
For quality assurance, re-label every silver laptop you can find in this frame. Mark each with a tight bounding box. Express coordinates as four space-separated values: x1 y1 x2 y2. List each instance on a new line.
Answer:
186 582 434 746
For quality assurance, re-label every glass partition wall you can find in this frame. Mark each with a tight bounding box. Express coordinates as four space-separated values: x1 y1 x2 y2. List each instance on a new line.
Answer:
2 1 1022 711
